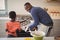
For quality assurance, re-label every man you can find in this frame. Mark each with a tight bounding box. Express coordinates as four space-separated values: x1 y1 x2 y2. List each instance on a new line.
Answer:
24 2 53 36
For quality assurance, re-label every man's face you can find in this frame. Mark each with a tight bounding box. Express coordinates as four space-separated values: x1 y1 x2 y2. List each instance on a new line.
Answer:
24 5 31 12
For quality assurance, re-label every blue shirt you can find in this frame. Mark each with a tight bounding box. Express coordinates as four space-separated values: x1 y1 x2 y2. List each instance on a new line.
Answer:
29 6 53 30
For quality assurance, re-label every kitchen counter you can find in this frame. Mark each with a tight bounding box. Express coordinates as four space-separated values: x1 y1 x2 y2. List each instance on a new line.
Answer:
0 37 54 40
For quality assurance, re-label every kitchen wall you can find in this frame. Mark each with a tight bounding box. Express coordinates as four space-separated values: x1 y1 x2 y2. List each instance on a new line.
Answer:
46 6 60 19
0 0 8 17
7 0 60 16
0 17 10 37
0 0 5 10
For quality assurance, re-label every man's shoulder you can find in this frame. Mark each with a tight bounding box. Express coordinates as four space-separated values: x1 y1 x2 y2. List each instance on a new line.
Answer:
32 7 42 11
33 6 42 9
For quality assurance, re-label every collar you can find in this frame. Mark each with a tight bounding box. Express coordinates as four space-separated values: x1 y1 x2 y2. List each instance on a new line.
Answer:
29 6 34 13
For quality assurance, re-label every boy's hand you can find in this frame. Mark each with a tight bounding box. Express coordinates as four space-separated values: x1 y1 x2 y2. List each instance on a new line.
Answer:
6 29 8 32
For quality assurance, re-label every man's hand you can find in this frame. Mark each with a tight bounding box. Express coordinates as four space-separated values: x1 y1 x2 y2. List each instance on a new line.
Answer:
30 27 38 31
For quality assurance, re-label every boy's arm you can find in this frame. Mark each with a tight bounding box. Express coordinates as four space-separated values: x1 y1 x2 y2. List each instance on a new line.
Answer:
16 20 26 23
20 20 26 23
17 22 22 32
6 23 8 32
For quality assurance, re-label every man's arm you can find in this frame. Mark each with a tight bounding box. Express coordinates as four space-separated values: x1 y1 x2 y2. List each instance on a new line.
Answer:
29 10 39 31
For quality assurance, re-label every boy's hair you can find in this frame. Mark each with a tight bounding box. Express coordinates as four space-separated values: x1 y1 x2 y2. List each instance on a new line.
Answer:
9 11 16 19
24 2 31 6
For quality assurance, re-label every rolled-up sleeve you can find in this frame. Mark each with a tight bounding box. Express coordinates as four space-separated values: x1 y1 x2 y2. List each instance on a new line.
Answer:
29 9 39 30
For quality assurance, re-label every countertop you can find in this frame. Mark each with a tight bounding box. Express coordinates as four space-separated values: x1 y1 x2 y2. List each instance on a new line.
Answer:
0 37 54 40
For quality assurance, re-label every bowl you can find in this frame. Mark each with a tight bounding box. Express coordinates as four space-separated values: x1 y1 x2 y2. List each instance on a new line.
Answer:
31 31 45 40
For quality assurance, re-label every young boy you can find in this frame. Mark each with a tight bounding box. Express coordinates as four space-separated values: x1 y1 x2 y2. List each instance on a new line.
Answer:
6 11 32 37
6 11 21 37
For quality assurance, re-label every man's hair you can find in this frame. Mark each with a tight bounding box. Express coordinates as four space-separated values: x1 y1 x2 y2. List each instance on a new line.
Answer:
9 11 16 19
24 2 31 6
